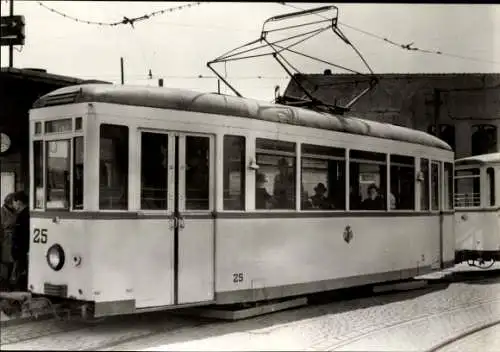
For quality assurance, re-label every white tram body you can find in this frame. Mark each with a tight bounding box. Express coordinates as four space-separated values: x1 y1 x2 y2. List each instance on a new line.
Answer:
28 84 455 317
454 153 500 264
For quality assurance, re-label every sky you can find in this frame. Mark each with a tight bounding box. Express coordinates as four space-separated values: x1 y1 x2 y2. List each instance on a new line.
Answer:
1 1 499 101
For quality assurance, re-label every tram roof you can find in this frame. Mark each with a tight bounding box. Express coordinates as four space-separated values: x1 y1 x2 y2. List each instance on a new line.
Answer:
455 152 500 166
33 84 452 151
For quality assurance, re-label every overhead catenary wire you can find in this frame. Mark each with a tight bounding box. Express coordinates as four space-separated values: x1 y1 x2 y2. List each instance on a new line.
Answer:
36 1 203 27
279 2 500 66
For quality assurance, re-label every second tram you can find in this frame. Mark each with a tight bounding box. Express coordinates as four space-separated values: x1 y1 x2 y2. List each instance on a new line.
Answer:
454 152 500 267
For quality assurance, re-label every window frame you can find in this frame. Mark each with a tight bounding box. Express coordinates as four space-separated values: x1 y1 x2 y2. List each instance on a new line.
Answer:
431 160 441 212
98 123 130 211
300 143 346 211
486 167 496 207
454 167 481 209
254 137 297 211
349 149 388 212
32 131 85 211
222 134 246 211
389 154 416 212
139 131 170 212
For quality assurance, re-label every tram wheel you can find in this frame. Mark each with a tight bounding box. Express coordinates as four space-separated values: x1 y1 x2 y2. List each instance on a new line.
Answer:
469 258 495 269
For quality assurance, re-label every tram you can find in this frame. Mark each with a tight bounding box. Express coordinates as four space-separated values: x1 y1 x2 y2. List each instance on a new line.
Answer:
26 83 455 318
454 152 500 268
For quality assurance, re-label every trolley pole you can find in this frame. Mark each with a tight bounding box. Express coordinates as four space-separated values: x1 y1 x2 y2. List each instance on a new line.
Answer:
9 0 14 67
120 57 124 85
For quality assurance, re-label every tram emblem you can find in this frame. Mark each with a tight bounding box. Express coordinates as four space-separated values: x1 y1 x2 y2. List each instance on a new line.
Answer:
343 225 353 243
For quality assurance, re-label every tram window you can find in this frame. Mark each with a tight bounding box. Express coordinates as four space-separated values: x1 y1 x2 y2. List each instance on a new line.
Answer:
33 141 43 209
487 167 495 206
420 158 430 211
454 168 480 207
140 132 168 210
45 119 72 134
301 144 345 210
223 135 245 211
99 124 129 210
46 140 70 209
431 162 441 211
390 155 415 210
73 137 84 210
349 150 387 211
444 162 454 210
255 138 296 210
75 117 83 131
185 136 210 210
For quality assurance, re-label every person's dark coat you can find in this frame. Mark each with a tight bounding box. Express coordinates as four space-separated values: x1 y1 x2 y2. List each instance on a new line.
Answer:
1 204 17 264
11 207 30 262
361 196 385 210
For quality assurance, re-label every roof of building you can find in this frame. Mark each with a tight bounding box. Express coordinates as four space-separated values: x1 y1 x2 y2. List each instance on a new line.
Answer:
33 83 452 151
0 67 110 86
455 152 500 166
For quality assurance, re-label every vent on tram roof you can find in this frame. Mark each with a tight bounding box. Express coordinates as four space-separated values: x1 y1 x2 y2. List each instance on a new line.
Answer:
35 90 81 108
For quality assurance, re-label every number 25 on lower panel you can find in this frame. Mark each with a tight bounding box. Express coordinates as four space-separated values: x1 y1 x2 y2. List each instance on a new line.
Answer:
233 273 244 283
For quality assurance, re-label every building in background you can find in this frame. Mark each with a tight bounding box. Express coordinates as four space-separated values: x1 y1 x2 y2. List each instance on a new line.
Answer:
0 67 108 202
282 73 500 159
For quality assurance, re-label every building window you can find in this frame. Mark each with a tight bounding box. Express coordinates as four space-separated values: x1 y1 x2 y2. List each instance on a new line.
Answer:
350 150 387 210
255 138 296 210
99 124 129 210
444 162 453 210
301 144 345 210
33 141 43 209
440 124 456 151
34 122 42 135
471 124 497 156
223 135 245 211
487 167 495 206
46 140 70 209
420 158 430 210
431 161 441 211
73 137 84 210
427 124 456 151
390 155 415 210
454 168 480 207
140 132 168 210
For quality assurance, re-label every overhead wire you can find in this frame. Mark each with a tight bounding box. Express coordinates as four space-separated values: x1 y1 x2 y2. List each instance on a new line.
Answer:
279 2 500 66
36 1 203 27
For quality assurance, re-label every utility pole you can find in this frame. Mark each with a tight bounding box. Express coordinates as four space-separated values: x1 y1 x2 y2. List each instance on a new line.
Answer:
120 57 124 85
9 0 14 67
433 88 442 139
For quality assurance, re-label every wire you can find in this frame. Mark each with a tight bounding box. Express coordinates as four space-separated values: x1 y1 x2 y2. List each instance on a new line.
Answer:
279 2 500 66
36 1 203 27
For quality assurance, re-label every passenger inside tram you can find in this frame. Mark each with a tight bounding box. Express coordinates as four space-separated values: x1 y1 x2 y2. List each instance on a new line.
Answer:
256 172 273 209
360 183 385 210
310 183 331 209
272 158 295 209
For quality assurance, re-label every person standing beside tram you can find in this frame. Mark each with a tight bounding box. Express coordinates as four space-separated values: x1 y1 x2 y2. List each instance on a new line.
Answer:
10 191 30 291
0 193 17 290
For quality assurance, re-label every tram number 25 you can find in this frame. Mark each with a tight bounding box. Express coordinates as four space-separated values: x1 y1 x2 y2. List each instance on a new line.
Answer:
33 228 48 244
233 273 244 283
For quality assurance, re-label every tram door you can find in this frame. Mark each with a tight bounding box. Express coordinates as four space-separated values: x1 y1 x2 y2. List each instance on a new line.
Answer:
173 133 215 305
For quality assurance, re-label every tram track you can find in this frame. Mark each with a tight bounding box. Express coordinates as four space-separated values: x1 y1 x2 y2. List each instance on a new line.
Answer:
324 297 500 350
1 269 498 350
426 320 500 352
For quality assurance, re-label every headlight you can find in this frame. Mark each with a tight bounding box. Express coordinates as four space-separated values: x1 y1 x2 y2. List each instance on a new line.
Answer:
46 244 65 271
